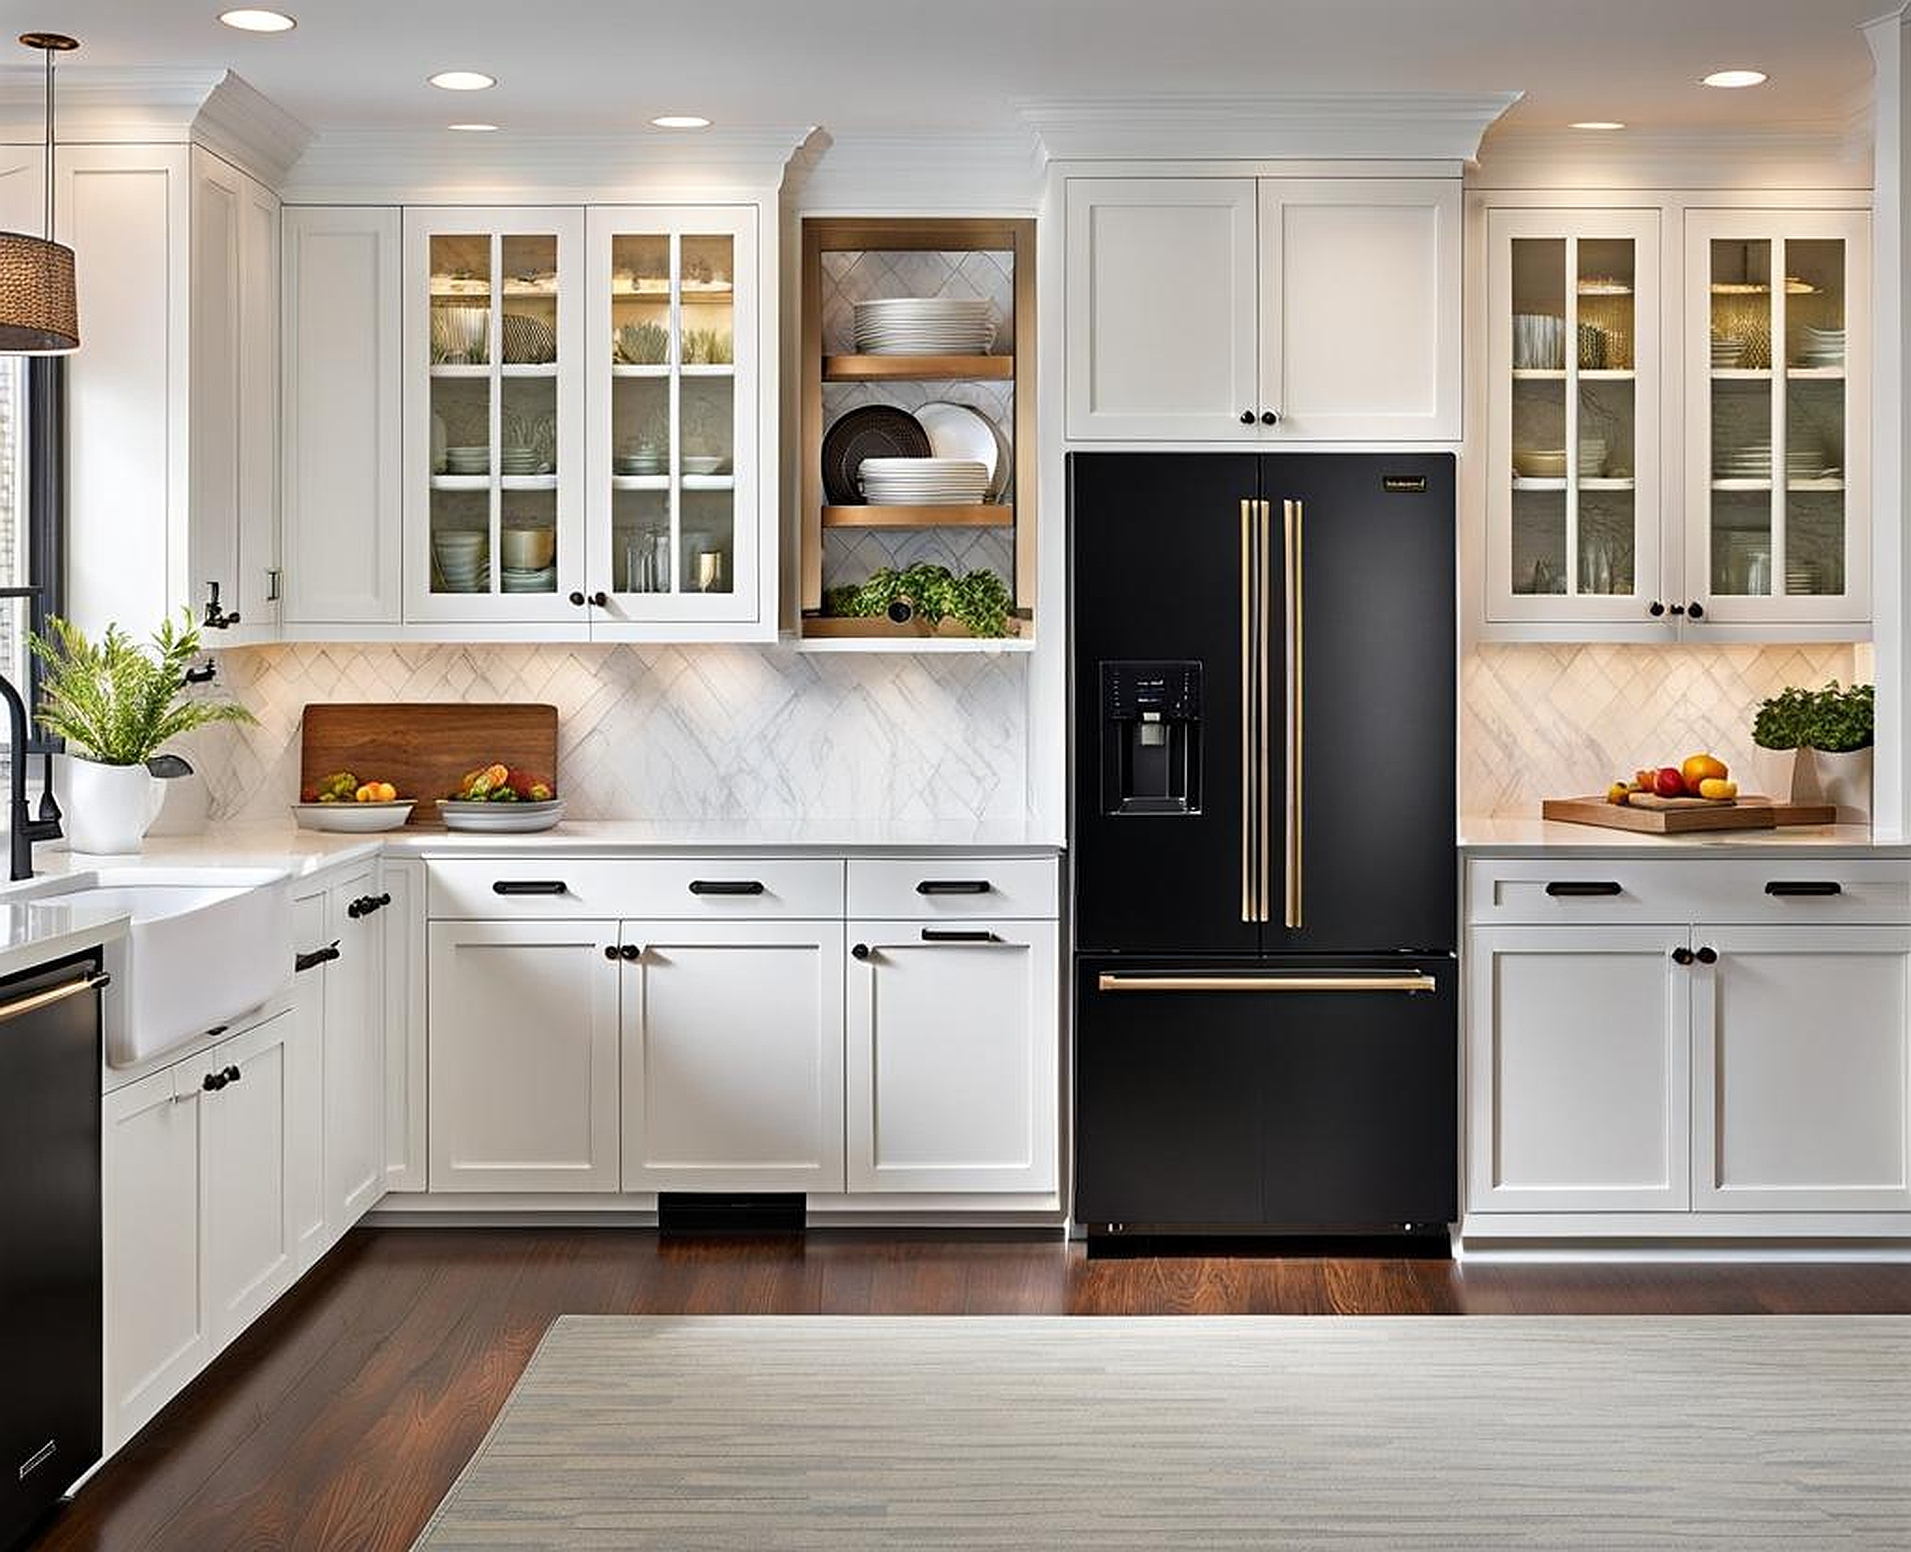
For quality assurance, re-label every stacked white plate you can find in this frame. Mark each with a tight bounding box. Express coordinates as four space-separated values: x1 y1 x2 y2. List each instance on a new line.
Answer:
915 402 1009 501
1711 335 1748 369
501 566 557 593
433 530 489 592
499 445 544 477
854 298 995 355
1786 446 1830 481
858 456 991 505
445 446 490 476
1715 440 1773 480
1798 325 1846 367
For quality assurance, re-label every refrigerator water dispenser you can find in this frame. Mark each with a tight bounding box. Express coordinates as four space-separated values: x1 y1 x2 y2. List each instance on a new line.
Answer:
1100 660 1201 815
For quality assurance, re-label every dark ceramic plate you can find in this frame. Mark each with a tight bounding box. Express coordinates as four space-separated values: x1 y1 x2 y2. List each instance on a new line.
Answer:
821 405 931 504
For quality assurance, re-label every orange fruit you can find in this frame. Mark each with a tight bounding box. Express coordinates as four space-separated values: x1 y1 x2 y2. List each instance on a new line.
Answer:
1681 753 1728 793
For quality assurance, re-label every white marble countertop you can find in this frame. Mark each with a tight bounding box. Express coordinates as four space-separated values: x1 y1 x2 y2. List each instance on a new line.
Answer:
1459 815 1904 857
0 894 130 982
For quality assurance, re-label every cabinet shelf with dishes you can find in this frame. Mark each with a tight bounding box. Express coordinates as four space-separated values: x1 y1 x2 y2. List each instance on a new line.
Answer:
799 217 1036 650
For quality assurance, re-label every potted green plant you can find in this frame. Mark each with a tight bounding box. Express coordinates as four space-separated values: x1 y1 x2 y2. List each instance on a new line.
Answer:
1800 681 1873 821
822 565 1016 638
1748 684 1815 802
31 612 254 854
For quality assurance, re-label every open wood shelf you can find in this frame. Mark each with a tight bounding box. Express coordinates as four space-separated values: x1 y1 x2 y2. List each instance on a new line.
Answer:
823 354 1014 383
822 503 1013 530
798 612 1034 650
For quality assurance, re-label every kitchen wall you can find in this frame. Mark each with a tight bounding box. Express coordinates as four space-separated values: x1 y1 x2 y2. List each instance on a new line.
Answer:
183 643 1028 825
1462 640 1864 815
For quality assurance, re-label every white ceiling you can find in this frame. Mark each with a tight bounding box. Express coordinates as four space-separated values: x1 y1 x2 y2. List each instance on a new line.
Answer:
20 0 1888 138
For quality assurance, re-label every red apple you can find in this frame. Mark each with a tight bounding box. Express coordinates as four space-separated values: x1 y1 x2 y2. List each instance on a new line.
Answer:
1654 766 1685 798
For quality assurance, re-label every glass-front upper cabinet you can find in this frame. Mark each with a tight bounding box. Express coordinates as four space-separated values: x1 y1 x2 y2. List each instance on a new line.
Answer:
402 208 586 624
1485 209 1662 626
585 206 762 634
1685 210 1869 626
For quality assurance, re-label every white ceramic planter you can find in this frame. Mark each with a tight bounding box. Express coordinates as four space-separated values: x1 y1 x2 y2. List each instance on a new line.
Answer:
1804 746 1873 823
63 757 166 855
1747 745 1803 804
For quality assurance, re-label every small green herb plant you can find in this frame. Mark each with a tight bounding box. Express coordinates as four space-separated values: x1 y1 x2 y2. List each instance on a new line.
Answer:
1752 681 1873 753
30 611 255 766
1751 685 1815 751
824 565 1016 638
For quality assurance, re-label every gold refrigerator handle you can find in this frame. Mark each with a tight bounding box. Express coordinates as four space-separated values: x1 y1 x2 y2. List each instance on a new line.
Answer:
1282 498 1303 930
1097 973 1438 994
1239 498 1256 924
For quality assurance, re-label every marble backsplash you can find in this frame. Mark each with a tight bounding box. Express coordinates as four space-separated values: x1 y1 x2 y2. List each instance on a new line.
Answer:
1462 641 1864 816
181 642 1027 826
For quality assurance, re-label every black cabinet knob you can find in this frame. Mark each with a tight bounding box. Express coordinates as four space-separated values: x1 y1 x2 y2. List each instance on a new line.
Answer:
1260 410 1280 426
1648 600 1666 618
1695 946 1718 965
224 1063 242 1084
569 590 587 606
604 945 621 961
1239 410 1255 425
620 944 643 961
1672 947 1695 966
590 591 609 608
202 1071 228 1092
851 943 871 961
1686 601 1705 620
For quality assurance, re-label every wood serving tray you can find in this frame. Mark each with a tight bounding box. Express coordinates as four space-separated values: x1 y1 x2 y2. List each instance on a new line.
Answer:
300 703 558 827
1541 794 1839 834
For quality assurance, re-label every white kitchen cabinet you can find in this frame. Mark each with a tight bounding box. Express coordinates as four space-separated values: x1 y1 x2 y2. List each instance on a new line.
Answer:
1692 925 1911 1212
282 205 404 628
201 1012 298 1350
1065 175 1459 442
1465 925 1691 1212
321 868 386 1234
381 859 427 1193
845 920 1059 1194
102 1065 207 1449
287 893 329 1269
428 920 622 1192
621 919 845 1191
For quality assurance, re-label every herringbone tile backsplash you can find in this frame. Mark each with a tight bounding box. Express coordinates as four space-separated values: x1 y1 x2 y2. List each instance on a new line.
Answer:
186 642 1028 825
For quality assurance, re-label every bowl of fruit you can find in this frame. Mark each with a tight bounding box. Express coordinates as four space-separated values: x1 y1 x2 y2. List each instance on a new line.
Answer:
436 764 564 833
294 771 416 832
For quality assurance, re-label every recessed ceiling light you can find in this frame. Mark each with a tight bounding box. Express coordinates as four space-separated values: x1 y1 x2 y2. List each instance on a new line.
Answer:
428 70 496 91
651 114 711 129
218 8 297 30
1570 120 1626 131
447 122 497 132
1702 68 1768 88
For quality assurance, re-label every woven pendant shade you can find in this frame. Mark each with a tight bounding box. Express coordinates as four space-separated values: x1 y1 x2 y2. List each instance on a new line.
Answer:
0 231 78 352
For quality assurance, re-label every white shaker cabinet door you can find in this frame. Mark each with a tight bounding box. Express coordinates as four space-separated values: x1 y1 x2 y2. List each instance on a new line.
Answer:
1466 925 1693 1213
1259 178 1461 441
282 205 404 626
201 1012 298 1352
1692 925 1911 1212
287 892 329 1270
323 871 387 1231
1065 178 1259 441
845 920 1060 1194
621 920 846 1192
429 920 623 1192
103 1067 208 1451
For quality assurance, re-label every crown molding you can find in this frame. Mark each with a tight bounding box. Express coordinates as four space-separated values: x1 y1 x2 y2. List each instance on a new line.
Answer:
281 125 815 203
786 129 1046 214
1473 115 1874 192
192 72 312 188
1016 90 1522 163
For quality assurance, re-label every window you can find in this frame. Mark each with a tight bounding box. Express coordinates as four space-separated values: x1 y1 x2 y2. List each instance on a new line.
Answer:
0 355 64 763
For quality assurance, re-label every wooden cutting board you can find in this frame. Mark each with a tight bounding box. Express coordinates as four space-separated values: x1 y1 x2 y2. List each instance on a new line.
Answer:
300 703 559 826
1541 794 1837 834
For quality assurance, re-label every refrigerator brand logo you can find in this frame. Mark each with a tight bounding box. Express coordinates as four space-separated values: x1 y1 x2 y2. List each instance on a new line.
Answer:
1382 475 1428 493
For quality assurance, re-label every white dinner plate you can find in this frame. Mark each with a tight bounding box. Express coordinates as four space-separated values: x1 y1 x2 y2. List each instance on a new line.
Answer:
913 403 1004 497
437 798 566 833
293 800 416 833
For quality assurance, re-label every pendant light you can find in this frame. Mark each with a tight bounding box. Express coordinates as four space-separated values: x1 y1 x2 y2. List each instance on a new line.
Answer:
0 32 80 354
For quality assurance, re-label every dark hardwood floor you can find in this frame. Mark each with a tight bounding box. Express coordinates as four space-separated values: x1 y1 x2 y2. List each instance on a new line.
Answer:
33 1226 1911 1551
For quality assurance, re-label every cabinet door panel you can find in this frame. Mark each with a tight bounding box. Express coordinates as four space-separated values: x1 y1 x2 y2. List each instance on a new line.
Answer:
288 893 328 1268
234 169 281 639
103 1069 206 1450
1260 179 1459 441
1065 179 1258 440
189 147 241 626
430 921 621 1192
622 920 844 1191
1693 925 1911 1211
324 871 385 1229
382 860 428 1192
202 1013 297 1351
1467 926 1691 1213
846 921 1058 1194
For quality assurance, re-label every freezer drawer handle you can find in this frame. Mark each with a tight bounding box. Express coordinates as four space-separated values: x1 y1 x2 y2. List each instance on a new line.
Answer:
295 943 341 973
1764 880 1842 897
1545 880 1623 897
492 880 569 896
1096 972 1436 995
921 928 1001 944
915 879 991 895
0 970 110 1025
689 879 766 896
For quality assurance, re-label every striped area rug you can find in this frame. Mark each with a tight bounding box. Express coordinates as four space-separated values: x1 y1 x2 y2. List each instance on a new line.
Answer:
414 1315 1911 1549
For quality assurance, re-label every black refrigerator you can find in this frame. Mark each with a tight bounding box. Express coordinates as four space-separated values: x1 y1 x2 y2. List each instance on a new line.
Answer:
1070 452 1457 1240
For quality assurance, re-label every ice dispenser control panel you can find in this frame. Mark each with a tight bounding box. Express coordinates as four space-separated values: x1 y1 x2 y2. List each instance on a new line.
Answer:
1100 660 1202 815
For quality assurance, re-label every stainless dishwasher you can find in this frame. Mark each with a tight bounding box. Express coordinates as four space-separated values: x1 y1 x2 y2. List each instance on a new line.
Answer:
0 950 108 1551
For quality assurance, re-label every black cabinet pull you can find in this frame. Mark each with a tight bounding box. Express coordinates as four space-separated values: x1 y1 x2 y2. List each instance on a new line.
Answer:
603 945 621 961
920 928 1001 944
851 943 871 961
1647 600 1666 617
223 1063 242 1084
1260 409 1280 426
1545 880 1622 897
347 892 392 919
1686 601 1705 620
1695 946 1718 965
1238 410 1255 425
295 942 341 973
915 879 991 895
688 879 765 896
590 590 609 608
1765 880 1842 897
569 590 587 606
619 944 643 961
1671 947 1695 965
492 880 568 896
202 1070 229 1092
1667 603 1686 617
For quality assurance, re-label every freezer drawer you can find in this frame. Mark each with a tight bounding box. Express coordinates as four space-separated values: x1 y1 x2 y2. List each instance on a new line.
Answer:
1074 955 1456 1230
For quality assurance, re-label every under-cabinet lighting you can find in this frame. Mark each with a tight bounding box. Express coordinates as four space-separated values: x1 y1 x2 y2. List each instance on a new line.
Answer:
448 123 498 132
1709 277 1818 296
1569 120 1625 130
429 70 496 91
1701 69 1768 88
1577 279 1633 296
218 9 297 31
651 115 712 129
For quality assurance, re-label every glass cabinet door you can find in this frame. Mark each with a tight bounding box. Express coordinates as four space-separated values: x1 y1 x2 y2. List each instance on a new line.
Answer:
403 208 585 623
1486 209 1661 626
587 206 760 631
1689 211 1869 625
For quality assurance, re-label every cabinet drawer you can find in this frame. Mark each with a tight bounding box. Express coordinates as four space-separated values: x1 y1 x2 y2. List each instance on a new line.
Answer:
428 858 844 920
1469 857 1911 925
846 857 1059 920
